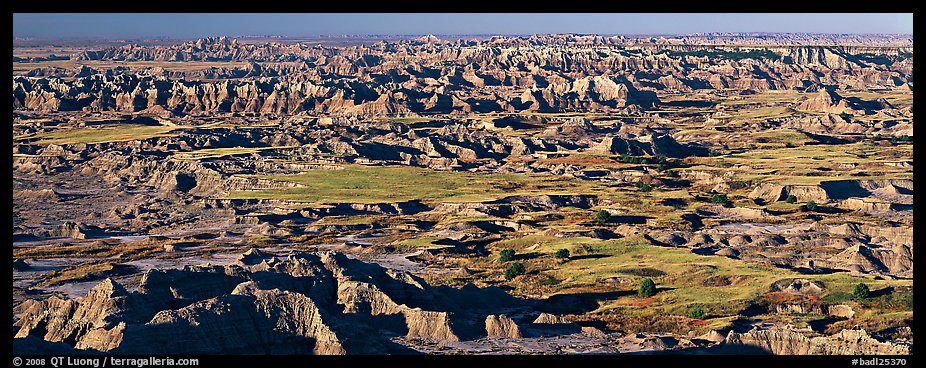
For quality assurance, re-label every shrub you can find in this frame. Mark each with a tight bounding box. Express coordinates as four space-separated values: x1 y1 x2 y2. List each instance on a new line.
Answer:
665 169 679 178
785 195 797 204
538 276 561 286
687 304 706 320
554 248 570 260
594 210 611 224
505 262 526 280
805 200 818 211
639 278 656 297
711 194 728 204
498 249 515 262
639 183 652 192
854 283 870 300
619 267 667 277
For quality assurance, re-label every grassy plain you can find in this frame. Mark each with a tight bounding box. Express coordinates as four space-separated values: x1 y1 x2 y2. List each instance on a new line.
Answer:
23 124 181 145
227 164 605 205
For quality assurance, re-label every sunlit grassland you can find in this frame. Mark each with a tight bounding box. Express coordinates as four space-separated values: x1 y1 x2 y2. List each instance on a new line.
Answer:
174 145 297 160
226 164 610 205
491 234 912 322
23 124 182 145
688 142 912 185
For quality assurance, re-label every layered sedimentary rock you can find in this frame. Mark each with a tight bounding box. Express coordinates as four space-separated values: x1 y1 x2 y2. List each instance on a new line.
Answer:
723 328 911 355
13 35 912 117
13 250 532 354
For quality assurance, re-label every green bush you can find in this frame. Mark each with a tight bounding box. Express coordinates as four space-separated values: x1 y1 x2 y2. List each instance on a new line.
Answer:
499 249 515 262
785 195 797 204
594 210 611 224
854 283 870 300
638 183 652 192
538 276 561 286
555 248 570 260
639 278 656 297
711 194 728 204
805 200 818 211
505 262 526 280
687 304 707 320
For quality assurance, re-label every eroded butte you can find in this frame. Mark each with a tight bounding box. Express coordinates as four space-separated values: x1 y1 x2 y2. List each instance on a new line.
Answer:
12 33 913 355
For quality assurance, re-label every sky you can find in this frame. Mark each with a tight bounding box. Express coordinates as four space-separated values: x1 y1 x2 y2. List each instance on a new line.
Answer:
13 13 914 39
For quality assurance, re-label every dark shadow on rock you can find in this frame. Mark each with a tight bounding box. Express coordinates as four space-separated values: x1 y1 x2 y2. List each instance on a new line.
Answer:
609 215 650 224
174 173 197 193
894 186 913 195
782 265 845 275
470 221 515 233
535 290 635 314
869 286 895 298
764 209 795 216
661 198 689 208
585 228 621 239
691 246 719 256
810 206 851 214
680 213 703 230
13 336 97 355
12 233 42 242
803 132 855 145
666 343 774 355
515 252 545 261
574 319 612 332
411 220 436 230
819 180 872 200
661 100 719 108
491 116 544 130
808 316 848 333
659 179 693 188
739 303 767 318
523 323 582 337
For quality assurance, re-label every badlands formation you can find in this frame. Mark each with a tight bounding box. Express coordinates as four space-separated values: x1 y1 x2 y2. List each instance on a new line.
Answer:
12 33 913 355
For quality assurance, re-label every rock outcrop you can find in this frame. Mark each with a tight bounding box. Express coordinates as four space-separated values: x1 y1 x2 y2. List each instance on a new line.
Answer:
723 328 911 355
485 314 522 338
13 250 531 354
13 35 912 117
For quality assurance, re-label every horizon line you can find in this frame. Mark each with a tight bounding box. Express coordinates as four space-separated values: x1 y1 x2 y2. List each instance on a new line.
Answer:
14 32 916 41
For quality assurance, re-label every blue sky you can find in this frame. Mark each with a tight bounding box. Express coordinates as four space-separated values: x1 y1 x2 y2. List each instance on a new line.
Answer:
13 13 913 39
